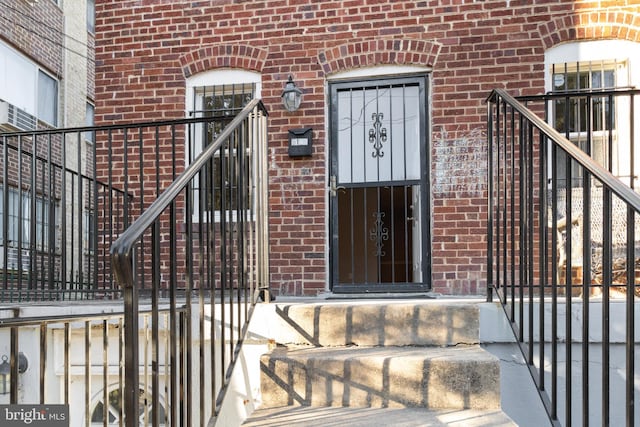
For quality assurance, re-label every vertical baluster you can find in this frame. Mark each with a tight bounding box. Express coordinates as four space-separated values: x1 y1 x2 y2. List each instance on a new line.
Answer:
565 152 573 427
602 187 612 427
626 93 636 427
538 129 547 393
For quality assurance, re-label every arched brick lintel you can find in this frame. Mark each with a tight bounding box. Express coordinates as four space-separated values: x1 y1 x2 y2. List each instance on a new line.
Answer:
179 44 269 78
538 12 640 50
318 39 441 76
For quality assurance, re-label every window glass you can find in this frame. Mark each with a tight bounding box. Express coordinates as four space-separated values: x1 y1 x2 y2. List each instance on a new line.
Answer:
546 40 640 190
551 60 625 188
91 388 165 426
186 70 261 220
191 83 255 213
0 42 59 127
1 42 36 113
84 210 95 254
87 0 95 33
552 61 619 133
38 71 58 126
0 187 60 269
85 102 95 142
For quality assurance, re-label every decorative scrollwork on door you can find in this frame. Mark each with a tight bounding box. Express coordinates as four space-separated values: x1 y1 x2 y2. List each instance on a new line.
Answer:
369 211 389 257
368 113 387 158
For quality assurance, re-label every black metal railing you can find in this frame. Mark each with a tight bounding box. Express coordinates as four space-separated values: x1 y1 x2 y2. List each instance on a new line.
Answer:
0 128 131 301
487 88 640 426
0 305 187 426
111 99 269 427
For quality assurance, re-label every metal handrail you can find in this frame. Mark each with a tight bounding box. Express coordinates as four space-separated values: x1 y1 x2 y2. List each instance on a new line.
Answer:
110 98 266 283
488 89 640 213
487 88 640 426
110 98 269 427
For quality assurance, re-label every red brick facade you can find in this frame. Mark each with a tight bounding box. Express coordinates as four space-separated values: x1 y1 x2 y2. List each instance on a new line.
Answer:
94 0 640 296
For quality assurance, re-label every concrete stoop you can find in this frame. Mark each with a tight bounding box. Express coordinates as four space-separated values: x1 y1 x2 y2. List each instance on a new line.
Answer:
242 301 516 426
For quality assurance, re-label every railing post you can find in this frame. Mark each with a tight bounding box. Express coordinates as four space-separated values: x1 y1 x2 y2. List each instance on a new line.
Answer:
487 97 494 303
258 111 271 303
119 252 139 427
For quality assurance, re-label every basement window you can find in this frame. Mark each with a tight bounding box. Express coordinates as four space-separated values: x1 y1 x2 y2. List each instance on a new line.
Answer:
91 387 165 426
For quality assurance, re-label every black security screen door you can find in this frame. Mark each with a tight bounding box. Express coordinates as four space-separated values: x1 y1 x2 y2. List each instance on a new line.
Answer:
329 75 431 293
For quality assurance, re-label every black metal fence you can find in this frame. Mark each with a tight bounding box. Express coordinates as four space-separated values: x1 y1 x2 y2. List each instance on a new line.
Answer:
487 88 640 426
0 128 130 301
0 305 187 426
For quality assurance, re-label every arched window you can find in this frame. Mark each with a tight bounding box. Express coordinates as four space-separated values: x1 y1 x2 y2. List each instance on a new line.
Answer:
185 69 262 220
90 387 166 426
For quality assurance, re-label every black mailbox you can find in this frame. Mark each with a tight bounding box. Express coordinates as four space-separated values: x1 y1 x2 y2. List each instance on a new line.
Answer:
288 127 313 157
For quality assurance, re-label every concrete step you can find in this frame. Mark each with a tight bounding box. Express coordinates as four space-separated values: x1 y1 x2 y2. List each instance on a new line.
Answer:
267 301 480 347
242 405 516 426
260 344 500 410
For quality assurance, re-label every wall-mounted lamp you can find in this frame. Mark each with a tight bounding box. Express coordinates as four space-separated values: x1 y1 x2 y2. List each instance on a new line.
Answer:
0 353 28 395
281 75 303 112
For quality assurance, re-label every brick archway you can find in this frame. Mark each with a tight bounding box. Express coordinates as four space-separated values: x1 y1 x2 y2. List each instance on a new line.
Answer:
318 38 441 76
179 44 269 78
538 11 640 49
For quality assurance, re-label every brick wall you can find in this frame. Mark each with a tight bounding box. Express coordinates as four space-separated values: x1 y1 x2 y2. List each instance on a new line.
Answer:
94 0 640 296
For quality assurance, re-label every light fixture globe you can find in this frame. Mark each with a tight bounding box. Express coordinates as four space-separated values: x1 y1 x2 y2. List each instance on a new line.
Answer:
0 353 28 395
0 355 9 395
281 75 302 112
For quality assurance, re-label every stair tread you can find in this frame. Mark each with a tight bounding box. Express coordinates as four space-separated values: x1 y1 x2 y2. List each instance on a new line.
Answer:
265 344 497 361
260 344 501 410
267 302 480 347
242 406 516 427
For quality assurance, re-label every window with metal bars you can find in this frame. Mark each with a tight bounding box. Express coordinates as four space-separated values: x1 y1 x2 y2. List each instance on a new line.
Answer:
551 60 628 187
189 83 256 218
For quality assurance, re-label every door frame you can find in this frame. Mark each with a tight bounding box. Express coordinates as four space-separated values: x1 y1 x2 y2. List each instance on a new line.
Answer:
328 73 432 293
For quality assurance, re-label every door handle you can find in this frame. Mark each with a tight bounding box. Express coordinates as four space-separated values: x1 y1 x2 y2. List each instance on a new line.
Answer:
329 175 345 197
407 204 415 221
